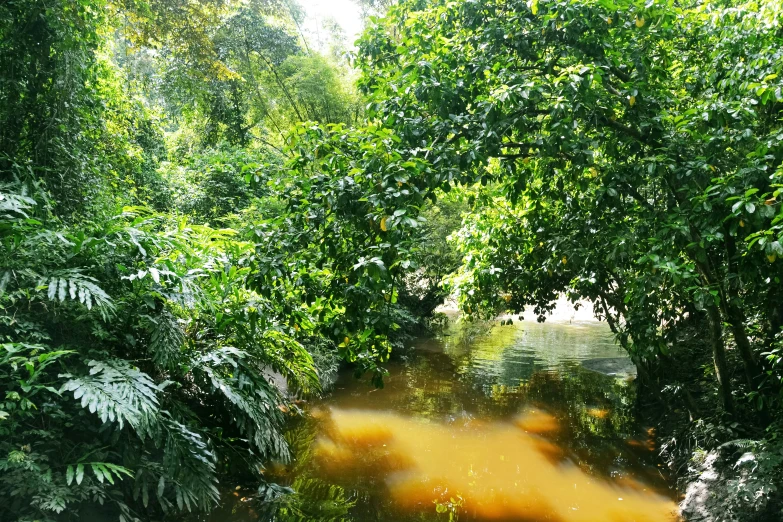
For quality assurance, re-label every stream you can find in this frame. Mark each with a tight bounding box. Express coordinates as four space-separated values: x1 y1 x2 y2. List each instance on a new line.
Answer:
207 317 679 521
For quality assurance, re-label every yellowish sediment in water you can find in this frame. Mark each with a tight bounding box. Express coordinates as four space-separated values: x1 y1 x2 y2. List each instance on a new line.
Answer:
586 407 611 419
315 408 678 522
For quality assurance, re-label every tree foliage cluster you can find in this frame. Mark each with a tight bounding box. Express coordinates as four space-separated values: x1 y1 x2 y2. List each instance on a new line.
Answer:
356 0 783 516
5 0 783 519
0 0 453 520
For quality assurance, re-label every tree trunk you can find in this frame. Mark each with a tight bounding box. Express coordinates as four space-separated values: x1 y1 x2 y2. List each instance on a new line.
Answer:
706 303 734 413
722 230 760 387
723 301 759 387
766 297 783 350
690 248 758 390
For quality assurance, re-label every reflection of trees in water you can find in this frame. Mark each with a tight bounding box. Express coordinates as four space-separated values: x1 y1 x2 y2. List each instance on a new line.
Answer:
256 477 356 521
258 349 672 521
264 414 429 521
258 416 357 521
452 319 495 349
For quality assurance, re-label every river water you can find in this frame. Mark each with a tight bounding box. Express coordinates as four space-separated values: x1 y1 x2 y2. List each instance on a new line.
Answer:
210 318 679 521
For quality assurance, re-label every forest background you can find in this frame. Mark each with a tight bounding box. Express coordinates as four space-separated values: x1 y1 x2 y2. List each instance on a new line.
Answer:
1 0 783 521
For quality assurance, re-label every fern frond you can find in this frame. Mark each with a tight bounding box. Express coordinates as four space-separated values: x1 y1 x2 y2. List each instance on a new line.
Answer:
195 348 289 461
259 330 320 396
31 486 69 514
66 462 133 486
37 269 115 318
99 215 170 259
207 369 289 461
289 477 356 518
60 360 161 434
257 478 355 521
160 416 219 512
0 189 36 219
131 459 165 509
720 439 760 450
146 310 185 370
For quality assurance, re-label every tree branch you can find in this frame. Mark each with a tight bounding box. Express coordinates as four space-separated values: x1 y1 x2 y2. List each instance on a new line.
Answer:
599 115 660 148
497 152 531 160
622 183 654 211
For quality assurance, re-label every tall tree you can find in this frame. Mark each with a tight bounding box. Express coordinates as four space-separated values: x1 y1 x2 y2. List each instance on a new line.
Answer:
358 0 783 411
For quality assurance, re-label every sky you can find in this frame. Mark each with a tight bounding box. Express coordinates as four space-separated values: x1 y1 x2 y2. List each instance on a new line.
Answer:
297 0 365 49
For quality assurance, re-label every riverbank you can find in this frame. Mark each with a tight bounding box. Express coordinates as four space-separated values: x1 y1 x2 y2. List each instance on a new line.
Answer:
635 321 783 522
435 302 782 522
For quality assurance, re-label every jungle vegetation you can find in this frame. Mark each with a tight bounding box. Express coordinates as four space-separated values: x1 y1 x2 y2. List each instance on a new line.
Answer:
1 0 782 520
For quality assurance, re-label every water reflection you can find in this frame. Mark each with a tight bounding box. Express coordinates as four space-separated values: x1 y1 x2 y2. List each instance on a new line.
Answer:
217 320 678 521
314 408 674 521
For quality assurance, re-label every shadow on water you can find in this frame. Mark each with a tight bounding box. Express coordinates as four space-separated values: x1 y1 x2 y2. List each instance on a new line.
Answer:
204 320 679 522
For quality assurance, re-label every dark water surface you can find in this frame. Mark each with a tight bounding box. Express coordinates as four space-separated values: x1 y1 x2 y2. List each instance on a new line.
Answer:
209 319 679 522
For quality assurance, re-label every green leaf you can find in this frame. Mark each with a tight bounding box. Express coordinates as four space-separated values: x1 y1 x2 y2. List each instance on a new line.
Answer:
92 463 104 483
102 465 115 484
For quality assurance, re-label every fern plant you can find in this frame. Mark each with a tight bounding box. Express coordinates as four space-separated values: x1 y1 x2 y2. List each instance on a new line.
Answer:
1 183 323 521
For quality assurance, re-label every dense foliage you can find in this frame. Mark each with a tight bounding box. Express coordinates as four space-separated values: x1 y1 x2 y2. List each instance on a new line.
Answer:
357 0 783 517
0 0 437 520
3 0 783 519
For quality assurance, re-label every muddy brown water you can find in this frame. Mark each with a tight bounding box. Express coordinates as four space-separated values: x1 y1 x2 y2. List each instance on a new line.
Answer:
204 319 679 522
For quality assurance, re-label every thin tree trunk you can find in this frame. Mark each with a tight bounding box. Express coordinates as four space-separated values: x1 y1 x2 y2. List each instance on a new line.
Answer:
706 303 734 413
689 244 758 392
242 30 305 122
682 386 701 421
723 301 759 387
722 229 760 387
598 294 652 382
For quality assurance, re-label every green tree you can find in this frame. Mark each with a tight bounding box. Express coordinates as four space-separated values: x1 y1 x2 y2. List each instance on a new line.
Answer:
358 0 783 413
0 186 323 520
0 1 377 519
248 123 437 381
